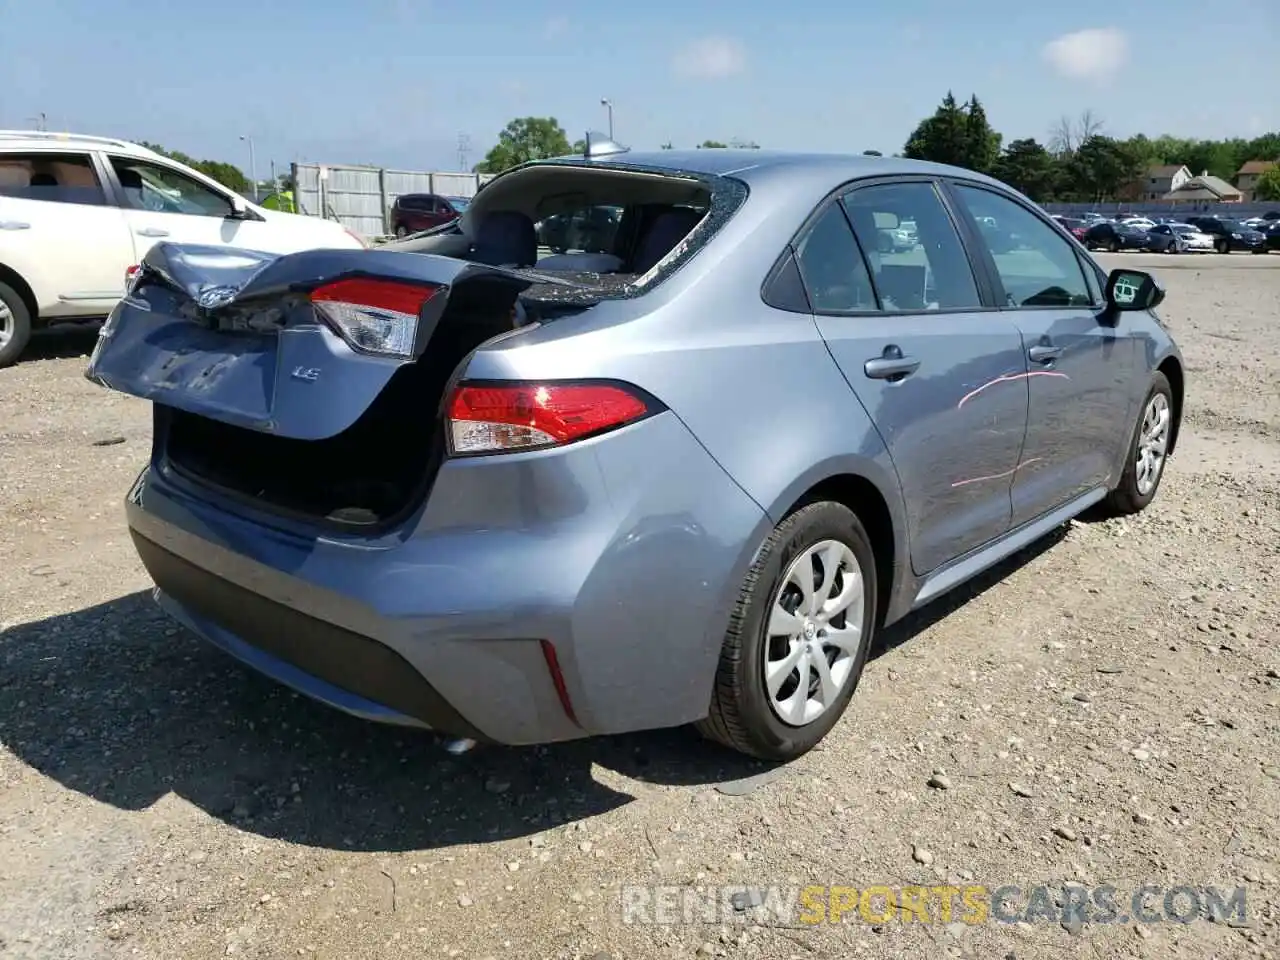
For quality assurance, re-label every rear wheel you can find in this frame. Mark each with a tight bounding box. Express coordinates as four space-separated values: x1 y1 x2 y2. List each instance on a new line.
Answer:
1104 372 1173 515
0 280 33 369
394 225 408 238
1108 238 1120 253
1215 238 1229 254
696 501 878 761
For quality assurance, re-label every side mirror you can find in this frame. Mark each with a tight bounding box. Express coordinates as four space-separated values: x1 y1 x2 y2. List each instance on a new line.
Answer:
228 196 263 221
1104 268 1165 312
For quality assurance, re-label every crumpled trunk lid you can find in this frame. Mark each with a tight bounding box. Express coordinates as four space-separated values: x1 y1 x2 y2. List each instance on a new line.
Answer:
85 241 549 440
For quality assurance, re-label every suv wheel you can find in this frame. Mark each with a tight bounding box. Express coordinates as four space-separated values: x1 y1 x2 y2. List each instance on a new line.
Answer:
696 501 878 761
1104 372 1173 515
1215 238 1229 254
0 280 33 368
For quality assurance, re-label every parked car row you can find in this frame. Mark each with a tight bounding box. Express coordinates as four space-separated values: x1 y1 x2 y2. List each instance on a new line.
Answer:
1061 212 1280 255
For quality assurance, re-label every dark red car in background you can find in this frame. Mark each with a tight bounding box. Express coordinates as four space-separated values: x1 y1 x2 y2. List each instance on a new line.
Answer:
388 193 470 237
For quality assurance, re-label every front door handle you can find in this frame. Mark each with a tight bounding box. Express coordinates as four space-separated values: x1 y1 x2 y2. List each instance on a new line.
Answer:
136 227 169 238
1028 344 1063 364
864 345 921 381
0 220 31 230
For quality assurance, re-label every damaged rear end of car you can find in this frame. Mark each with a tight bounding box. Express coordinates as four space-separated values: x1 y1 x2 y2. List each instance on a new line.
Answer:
85 157 770 747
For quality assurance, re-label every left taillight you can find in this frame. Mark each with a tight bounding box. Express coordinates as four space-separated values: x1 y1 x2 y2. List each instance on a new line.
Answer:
446 381 657 456
310 277 440 358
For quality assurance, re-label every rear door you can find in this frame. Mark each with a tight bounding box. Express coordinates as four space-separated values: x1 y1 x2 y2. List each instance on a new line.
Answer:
0 149 134 316
800 177 1029 575
945 181 1137 525
86 243 538 439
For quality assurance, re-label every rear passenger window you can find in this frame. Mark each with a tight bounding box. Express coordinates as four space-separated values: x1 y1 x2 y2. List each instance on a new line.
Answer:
0 152 107 206
841 181 982 311
794 203 877 312
952 184 1093 308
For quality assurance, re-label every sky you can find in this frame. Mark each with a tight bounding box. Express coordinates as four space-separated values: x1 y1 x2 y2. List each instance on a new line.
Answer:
2 0 1277 179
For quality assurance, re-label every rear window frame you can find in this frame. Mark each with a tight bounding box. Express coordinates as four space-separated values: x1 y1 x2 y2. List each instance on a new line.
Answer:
490 159 749 308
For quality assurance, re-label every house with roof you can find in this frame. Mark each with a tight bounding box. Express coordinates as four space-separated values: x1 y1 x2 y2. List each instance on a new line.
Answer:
1127 163 1192 202
1236 160 1277 202
1162 172 1243 205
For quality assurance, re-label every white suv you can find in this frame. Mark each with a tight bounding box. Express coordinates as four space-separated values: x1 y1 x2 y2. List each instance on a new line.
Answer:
0 131 366 367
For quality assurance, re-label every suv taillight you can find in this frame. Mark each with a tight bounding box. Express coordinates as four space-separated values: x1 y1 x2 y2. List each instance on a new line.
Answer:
446 381 656 455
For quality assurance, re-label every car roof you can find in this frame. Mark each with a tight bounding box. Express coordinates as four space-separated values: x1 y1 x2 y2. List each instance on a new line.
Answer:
537 149 1009 190
0 130 162 159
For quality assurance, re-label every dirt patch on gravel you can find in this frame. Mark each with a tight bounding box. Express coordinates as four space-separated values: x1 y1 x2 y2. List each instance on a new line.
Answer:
2 255 1278 959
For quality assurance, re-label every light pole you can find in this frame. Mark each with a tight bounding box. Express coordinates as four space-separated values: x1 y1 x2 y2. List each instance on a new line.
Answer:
239 135 257 201
600 98 613 140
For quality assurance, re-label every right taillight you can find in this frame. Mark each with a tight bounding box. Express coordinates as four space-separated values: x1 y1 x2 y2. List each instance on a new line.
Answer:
446 381 655 455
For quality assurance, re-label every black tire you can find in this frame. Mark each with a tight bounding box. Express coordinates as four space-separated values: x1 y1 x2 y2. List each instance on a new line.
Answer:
696 501 878 761
394 225 408 238
0 280 33 369
1215 239 1229 254
1108 238 1120 253
1104 372 1173 516
1251 246 1266 255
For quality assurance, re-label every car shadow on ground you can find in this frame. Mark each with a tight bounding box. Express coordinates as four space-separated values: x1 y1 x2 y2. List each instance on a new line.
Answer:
17 322 102 363
0 528 1064 854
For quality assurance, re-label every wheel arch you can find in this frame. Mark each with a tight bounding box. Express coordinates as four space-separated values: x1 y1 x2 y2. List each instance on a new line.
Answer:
1157 355 1184 455
0 262 39 325
773 470 905 631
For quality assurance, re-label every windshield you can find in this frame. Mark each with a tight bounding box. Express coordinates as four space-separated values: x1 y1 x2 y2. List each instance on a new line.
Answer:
1172 225 1195 234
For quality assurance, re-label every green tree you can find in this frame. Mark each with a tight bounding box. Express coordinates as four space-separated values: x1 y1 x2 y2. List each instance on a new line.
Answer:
697 140 729 148
1065 135 1144 202
862 149 883 156
473 117 573 174
962 95 1001 174
138 141 250 192
903 91 970 167
1253 165 1280 202
993 138 1059 201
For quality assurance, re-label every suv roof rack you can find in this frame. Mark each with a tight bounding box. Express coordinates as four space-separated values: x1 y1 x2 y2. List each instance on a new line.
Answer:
0 130 152 153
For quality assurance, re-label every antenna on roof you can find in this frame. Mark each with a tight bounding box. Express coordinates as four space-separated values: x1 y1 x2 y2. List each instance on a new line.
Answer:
583 130 629 160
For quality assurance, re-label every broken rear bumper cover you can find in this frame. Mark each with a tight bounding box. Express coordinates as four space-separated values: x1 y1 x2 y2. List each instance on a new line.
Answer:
124 411 770 745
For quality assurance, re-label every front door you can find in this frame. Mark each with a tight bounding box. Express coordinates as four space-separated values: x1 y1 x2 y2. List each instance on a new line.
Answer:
946 182 1137 525
105 155 275 261
798 179 1029 575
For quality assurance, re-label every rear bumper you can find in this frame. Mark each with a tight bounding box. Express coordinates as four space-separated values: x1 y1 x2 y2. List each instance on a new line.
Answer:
135 532 480 735
125 410 769 745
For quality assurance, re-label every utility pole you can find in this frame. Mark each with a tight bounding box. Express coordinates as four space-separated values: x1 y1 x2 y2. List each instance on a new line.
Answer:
239 135 257 201
457 133 471 171
600 99 614 140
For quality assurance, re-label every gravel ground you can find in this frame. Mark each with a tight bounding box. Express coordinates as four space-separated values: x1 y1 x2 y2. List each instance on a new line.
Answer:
1 253 1278 960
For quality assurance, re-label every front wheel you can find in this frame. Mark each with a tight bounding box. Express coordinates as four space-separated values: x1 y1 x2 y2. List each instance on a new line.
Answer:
1108 238 1121 253
1215 239 1229 254
394 225 408 238
696 501 878 761
1104 372 1173 515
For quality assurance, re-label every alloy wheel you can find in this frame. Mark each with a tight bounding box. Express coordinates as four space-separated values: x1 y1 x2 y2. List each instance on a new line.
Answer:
764 539 865 726
0 299 12 348
1136 393 1171 496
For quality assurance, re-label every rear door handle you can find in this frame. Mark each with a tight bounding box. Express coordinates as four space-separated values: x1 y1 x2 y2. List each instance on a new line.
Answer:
136 227 169 238
1028 344 1063 364
864 348 921 381
0 221 31 230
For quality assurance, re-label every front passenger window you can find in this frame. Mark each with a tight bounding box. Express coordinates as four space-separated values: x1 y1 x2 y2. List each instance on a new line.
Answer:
109 158 233 218
794 203 877 313
952 185 1093 308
